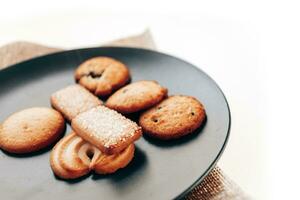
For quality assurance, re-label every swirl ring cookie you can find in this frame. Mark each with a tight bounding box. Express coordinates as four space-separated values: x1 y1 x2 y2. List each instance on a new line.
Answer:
106 80 168 114
139 95 206 140
75 57 130 97
0 107 65 153
50 132 135 179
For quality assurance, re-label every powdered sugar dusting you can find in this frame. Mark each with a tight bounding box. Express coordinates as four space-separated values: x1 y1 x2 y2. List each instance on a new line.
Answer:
52 85 102 120
74 106 141 147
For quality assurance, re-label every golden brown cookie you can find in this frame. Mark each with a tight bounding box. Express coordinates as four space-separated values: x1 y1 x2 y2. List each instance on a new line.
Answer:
71 106 142 155
94 142 135 174
51 84 102 121
50 132 135 179
0 107 65 154
139 95 206 140
106 80 168 114
75 57 130 97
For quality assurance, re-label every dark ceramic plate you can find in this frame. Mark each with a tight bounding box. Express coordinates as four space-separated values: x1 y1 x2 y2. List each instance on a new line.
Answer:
0 47 230 200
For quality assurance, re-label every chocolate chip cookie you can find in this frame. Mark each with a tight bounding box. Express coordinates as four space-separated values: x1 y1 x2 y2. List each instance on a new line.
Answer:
75 57 130 97
139 95 206 140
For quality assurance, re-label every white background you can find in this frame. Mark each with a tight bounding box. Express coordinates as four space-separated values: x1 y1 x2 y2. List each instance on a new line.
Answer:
1 0 299 199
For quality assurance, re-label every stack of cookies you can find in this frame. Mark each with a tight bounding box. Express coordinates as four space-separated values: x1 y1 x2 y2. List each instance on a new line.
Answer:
0 56 206 180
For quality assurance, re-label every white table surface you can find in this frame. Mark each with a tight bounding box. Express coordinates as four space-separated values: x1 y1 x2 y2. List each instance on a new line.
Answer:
1 0 299 199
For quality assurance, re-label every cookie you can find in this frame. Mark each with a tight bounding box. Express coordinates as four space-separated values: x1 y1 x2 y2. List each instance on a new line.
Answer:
0 107 65 153
51 84 102 121
106 80 168 114
139 95 206 140
75 57 130 97
71 106 142 155
50 132 135 179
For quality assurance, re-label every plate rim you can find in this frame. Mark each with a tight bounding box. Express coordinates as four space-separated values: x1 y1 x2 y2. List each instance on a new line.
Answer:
0 46 231 199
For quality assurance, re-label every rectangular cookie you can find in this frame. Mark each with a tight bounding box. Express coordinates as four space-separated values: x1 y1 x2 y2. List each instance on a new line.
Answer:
71 106 142 154
51 85 102 121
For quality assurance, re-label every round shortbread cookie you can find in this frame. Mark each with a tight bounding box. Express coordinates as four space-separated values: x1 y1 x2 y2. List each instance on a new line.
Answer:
0 107 65 153
106 80 168 114
75 57 130 97
139 95 206 140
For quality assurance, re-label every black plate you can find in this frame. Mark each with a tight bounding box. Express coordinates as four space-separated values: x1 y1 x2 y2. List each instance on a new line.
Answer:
0 47 230 200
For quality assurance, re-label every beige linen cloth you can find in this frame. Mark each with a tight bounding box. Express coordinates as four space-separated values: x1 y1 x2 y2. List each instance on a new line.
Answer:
0 30 249 200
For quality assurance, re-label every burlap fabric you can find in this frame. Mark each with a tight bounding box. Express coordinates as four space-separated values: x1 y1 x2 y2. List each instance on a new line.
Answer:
0 30 249 200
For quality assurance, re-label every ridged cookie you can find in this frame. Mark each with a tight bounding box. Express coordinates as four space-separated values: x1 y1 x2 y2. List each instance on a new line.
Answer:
50 132 135 179
106 80 168 114
72 106 142 155
51 84 102 121
0 107 65 153
75 57 130 97
139 95 206 140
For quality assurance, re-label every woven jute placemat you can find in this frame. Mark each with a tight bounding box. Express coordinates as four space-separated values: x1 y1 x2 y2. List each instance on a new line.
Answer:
0 30 249 200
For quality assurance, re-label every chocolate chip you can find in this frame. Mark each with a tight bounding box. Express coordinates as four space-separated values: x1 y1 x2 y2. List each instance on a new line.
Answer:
83 70 104 79
89 71 102 78
152 118 158 123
